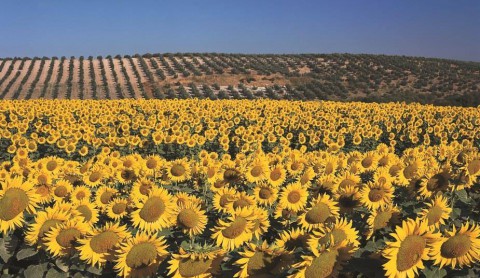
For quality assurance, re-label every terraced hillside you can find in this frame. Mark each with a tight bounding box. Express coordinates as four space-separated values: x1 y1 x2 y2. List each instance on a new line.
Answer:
0 53 479 106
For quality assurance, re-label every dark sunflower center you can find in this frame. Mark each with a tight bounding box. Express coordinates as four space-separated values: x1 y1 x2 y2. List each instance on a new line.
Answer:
38 175 48 184
291 162 300 171
139 196 166 222
139 184 151 195
222 217 247 239
247 251 275 276
112 202 127 214
233 199 250 209
403 165 417 179
100 191 115 204
304 249 338 278
426 174 448 191
250 166 263 177
224 169 240 183
39 219 62 239
396 235 426 272
56 228 81 248
259 188 272 199
270 169 282 181
36 185 50 196
0 188 29 221
426 206 444 226
373 211 393 231
54 186 68 197
362 157 373 168
76 191 86 200
325 164 334 175
389 165 401 176
171 164 186 177
368 188 385 202
285 235 308 250
467 160 480 175
146 159 158 169
90 231 120 253
207 168 216 178
378 156 389 166
219 194 232 207
339 179 356 189
89 172 102 183
125 242 158 268
121 169 136 180
76 205 93 222
305 203 331 224
440 234 471 258
178 258 212 277
46 161 58 171
178 209 199 228
287 191 301 203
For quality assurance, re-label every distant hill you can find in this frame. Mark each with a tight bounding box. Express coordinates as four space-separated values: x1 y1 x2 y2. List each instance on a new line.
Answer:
0 53 478 106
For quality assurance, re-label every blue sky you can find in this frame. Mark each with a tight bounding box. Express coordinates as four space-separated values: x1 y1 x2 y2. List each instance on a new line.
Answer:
1 0 479 61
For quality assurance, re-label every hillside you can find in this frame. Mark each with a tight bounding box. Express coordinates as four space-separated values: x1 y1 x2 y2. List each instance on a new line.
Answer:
0 53 479 106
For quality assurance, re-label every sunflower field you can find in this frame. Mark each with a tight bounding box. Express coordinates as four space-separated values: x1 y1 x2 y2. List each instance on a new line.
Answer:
0 99 480 278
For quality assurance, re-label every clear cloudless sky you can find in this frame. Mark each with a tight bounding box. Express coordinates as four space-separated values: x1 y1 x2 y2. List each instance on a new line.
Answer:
1 0 479 61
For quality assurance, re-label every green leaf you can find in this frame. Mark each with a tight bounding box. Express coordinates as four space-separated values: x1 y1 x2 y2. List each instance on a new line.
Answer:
456 189 469 203
24 264 48 278
55 258 69 272
422 265 447 278
0 236 18 263
45 268 68 278
86 266 102 275
16 247 38 260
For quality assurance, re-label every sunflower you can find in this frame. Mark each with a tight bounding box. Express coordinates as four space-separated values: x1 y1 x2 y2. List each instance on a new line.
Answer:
51 179 73 202
131 187 175 233
366 205 401 239
244 156 269 183
335 171 361 191
251 207 270 240
116 167 139 184
417 194 451 229
167 159 191 182
212 187 238 213
298 194 339 231
382 218 441 278
25 206 71 247
290 246 342 278
167 247 226 278
228 192 257 211
360 181 394 211
235 242 294 278
131 178 154 201
0 176 40 234
106 198 130 221
373 167 394 187
71 186 92 203
429 222 480 269
396 158 425 186
83 165 105 187
334 185 361 214
94 186 118 211
253 183 278 206
72 200 100 226
418 168 450 199
298 167 316 186
41 156 64 175
114 232 169 278
308 218 360 258
174 192 202 207
267 164 287 187
77 222 130 267
273 204 298 226
173 203 208 237
142 155 163 176
274 228 310 251
279 182 309 212
285 158 305 177
44 219 90 257
211 207 256 251
359 151 379 173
